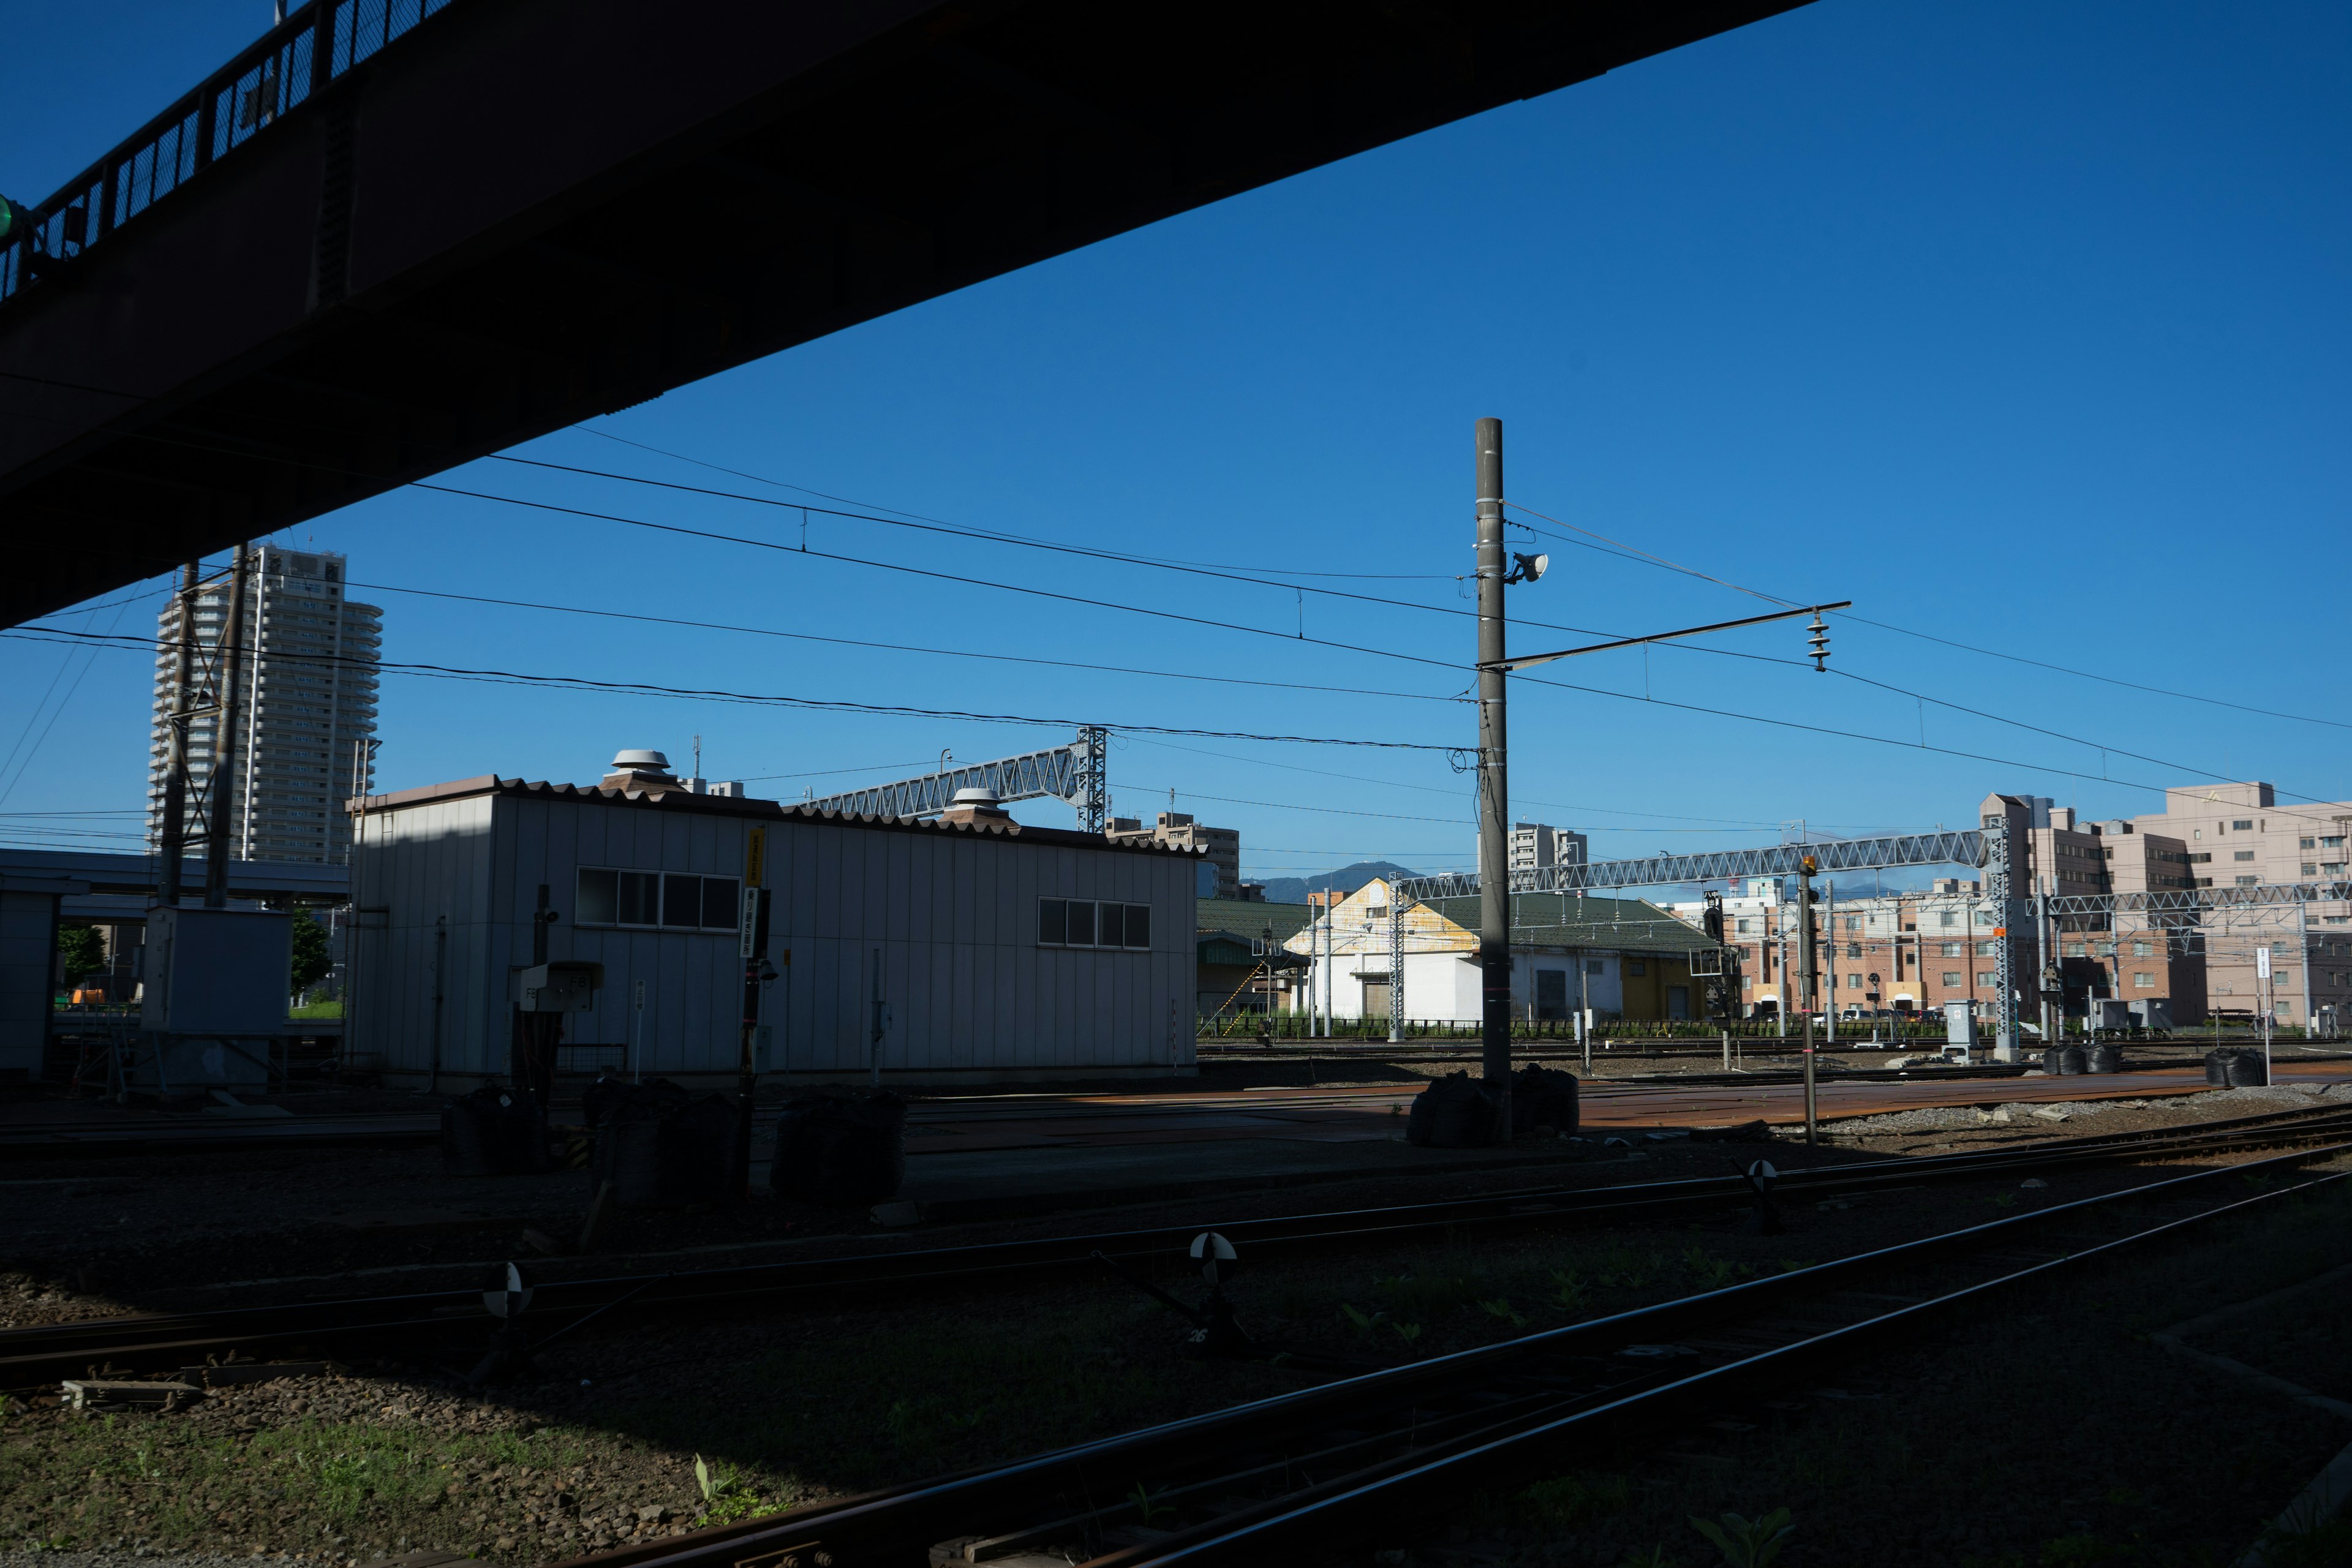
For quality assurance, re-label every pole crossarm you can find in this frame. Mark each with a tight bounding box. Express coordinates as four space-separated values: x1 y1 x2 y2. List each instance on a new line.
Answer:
1487 601 1852 673
1393 828 1986 902
2045 880 2352 919
807 732 1100 820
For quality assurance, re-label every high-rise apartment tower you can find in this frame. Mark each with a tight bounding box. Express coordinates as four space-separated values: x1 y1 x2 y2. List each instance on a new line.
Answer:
148 548 382 864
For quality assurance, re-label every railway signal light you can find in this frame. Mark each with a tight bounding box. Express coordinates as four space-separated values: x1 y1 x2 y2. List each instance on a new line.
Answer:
0 194 29 248
1806 614 1830 671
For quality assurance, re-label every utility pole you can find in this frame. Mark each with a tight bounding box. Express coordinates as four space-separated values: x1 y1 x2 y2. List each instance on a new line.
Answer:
202 544 252 909
1474 417 1512 1129
157 562 202 908
1798 856 1819 1145
1824 880 1836 1041
1776 905 1789 1039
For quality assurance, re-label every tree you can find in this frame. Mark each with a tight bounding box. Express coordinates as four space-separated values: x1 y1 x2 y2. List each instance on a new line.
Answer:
56 926 105 986
290 913 334 999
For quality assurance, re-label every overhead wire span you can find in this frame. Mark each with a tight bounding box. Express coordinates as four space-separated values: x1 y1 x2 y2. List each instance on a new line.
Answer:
344 578 1460 708
432 472 2337 811
576 427 1457 580
1504 496 2350 734
407 481 1475 679
2 628 1457 755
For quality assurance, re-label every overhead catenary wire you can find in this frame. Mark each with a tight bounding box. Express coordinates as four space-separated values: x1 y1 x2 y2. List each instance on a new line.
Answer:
577 426 1457 581
342 578 1461 709
5 364 2337 736
1503 497 2352 734
407 481 1477 679
416 477 2352 821
10 377 2339 828
1 628 1455 755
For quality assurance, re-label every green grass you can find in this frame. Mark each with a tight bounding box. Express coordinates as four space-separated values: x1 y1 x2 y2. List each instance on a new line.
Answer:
288 999 345 1020
1 1414 588 1555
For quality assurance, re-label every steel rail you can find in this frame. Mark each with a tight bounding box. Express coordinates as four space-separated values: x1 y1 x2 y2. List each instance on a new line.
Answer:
9 1100 2348 1389
10 1101 2347 1381
540 1143 2352 1568
1102 1159 2352 1567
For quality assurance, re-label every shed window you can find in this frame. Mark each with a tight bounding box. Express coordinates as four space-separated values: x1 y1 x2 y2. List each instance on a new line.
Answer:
1037 899 1152 950
1626 959 1646 977
702 876 741 930
618 871 658 926
575 866 735 932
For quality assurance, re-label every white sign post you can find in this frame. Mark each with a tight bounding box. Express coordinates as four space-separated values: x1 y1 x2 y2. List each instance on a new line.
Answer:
2257 945 2273 1076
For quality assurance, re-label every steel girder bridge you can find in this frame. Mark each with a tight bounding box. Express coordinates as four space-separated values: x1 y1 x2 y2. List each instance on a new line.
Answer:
805 726 1108 831
0 0 1811 627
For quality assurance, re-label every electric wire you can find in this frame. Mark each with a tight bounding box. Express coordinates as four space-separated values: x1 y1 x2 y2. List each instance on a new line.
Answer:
0 628 1455 754
9 374 2340 828
408 480 1476 679
342 577 1460 708
1504 497 2352 734
423 473 2352 820
577 426 1456 581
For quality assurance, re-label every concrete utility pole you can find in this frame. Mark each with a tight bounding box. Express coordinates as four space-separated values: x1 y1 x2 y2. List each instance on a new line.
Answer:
203 543 252 909
1798 856 1819 1145
1474 418 1512 1121
157 561 201 908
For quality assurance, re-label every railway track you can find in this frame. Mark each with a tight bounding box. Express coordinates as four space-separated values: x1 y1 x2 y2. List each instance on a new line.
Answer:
545 1142 2352 1568
11 1098 2351 1390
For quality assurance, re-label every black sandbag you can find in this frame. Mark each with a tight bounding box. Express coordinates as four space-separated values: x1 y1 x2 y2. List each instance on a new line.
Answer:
2084 1044 2123 1075
2057 1045 2089 1076
2204 1049 2234 1086
588 1078 688 1187
441 1085 548 1175
1512 1063 1580 1139
2041 1047 2068 1077
579 1074 632 1129
2225 1049 2269 1088
1406 1071 1502 1148
600 1087 739 1205
769 1091 907 1204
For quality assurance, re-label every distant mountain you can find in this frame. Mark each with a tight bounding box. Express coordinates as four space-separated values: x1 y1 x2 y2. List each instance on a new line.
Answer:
1256 860 1422 906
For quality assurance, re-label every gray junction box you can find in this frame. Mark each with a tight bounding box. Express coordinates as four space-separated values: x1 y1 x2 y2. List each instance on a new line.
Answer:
141 907 293 1036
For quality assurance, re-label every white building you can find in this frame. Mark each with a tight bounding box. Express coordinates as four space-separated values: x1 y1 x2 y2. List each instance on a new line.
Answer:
1487 821 1588 876
149 547 381 864
346 752 1199 1088
1284 878 1721 1024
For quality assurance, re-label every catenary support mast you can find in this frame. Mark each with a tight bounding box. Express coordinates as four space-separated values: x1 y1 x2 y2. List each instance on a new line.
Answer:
1475 418 1512 1117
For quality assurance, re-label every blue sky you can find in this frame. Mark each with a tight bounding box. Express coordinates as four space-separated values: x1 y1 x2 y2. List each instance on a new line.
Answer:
4 0 2346 881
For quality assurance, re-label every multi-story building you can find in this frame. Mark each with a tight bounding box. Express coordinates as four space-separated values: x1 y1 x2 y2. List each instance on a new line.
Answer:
149 548 382 865
1504 821 1588 875
1106 812 1240 899
2123 782 2352 1028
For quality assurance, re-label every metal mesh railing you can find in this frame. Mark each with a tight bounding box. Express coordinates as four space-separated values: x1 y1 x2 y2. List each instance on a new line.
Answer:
1 0 456 309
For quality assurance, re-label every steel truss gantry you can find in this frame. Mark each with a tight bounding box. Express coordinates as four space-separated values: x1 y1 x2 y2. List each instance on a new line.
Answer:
805 726 1109 831
2044 880 2352 920
1391 828 1987 903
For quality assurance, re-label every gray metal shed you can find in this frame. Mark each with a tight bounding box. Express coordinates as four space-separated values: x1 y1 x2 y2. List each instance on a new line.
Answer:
346 773 1200 1088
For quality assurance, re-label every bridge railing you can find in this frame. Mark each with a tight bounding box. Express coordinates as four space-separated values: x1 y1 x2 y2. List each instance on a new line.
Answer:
1 0 456 309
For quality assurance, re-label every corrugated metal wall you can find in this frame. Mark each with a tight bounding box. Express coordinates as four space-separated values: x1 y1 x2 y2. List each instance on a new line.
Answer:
352 791 1196 1081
